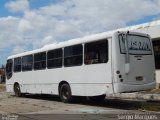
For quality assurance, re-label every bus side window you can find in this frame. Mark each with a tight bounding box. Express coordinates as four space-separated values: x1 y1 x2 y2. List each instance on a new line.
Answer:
34 52 46 70
14 57 21 72
153 40 160 69
22 55 33 71
6 59 13 79
64 44 83 67
47 48 62 69
85 40 108 65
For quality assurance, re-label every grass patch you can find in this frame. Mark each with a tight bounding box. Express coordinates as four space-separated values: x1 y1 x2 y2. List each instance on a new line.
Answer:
150 89 160 93
140 101 160 111
0 84 6 92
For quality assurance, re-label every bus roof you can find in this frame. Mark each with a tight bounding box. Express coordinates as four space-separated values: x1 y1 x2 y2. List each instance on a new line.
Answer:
8 19 160 59
118 19 160 31
8 30 114 59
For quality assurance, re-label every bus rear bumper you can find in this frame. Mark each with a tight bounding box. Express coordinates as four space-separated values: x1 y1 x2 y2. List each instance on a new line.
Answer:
113 82 156 93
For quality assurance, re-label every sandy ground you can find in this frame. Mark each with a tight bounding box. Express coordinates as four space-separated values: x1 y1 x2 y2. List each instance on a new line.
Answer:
0 84 5 92
0 84 160 120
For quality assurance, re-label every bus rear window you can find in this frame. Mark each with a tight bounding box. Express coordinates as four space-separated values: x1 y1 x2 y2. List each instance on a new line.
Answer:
119 34 152 55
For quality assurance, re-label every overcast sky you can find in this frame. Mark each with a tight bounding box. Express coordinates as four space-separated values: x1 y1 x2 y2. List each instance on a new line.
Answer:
0 0 160 66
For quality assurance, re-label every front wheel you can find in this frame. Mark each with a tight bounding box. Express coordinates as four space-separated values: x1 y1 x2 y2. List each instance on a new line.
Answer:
59 84 72 103
14 83 22 97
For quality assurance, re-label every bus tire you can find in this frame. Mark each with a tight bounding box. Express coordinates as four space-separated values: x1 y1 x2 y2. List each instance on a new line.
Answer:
14 83 22 97
59 83 72 103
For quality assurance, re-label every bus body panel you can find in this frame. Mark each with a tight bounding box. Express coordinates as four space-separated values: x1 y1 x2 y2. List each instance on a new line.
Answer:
112 32 156 93
6 66 113 96
113 82 156 93
124 55 155 85
6 38 113 96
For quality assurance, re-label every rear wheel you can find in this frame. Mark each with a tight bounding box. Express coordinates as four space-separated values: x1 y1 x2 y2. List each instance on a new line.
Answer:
59 83 72 103
14 83 22 97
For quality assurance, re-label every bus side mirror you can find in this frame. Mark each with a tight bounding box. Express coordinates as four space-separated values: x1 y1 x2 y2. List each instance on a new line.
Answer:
125 63 130 74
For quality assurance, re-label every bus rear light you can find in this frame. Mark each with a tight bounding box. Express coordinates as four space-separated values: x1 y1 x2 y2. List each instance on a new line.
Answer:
116 71 120 74
119 75 122 78
120 79 123 82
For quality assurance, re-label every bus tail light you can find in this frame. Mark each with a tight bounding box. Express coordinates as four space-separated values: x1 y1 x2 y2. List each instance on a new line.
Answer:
116 70 120 74
120 79 123 82
119 75 122 78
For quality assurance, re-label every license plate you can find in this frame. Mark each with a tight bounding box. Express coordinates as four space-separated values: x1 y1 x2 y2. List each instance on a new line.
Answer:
136 76 143 81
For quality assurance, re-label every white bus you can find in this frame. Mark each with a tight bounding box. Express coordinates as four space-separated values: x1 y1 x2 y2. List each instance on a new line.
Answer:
6 31 156 103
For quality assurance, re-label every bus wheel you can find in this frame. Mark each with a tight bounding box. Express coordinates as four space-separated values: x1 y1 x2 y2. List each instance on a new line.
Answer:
14 83 21 97
59 83 72 103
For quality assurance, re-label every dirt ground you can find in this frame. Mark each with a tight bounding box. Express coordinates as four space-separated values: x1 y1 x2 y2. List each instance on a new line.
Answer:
0 84 5 92
0 84 160 120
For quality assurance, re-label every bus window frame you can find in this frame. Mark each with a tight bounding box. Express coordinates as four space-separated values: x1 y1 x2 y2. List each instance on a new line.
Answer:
6 59 13 79
64 44 83 67
34 52 46 70
84 39 108 65
47 48 63 69
22 55 33 72
14 57 22 72
118 34 153 55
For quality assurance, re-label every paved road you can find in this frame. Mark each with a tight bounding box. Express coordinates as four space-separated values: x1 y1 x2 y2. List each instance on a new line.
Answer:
0 92 160 120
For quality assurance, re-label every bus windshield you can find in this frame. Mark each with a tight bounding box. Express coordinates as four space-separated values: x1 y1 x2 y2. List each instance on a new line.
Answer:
119 34 152 55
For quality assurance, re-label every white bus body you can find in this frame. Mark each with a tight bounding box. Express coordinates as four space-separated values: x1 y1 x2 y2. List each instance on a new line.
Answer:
6 31 156 102
116 20 160 87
